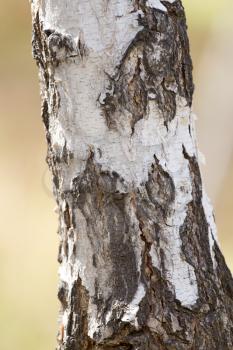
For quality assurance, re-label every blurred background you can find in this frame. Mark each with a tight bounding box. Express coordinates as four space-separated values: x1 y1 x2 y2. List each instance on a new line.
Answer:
0 1 232 349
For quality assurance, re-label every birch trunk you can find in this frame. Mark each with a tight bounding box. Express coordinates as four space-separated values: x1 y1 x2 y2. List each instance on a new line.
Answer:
31 0 233 349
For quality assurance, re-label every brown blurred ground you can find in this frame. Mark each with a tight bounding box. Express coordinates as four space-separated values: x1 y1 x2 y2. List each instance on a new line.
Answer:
0 2 232 349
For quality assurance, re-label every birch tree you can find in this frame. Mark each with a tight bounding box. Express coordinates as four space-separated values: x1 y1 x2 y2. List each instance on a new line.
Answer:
31 0 233 349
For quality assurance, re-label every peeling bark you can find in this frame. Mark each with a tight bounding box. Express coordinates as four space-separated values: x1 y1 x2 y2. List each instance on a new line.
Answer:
31 0 233 349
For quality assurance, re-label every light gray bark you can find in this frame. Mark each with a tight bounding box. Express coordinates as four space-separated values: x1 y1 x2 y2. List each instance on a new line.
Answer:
31 0 233 349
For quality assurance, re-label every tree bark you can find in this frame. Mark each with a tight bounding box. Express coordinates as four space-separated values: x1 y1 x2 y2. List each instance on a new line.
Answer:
31 0 233 349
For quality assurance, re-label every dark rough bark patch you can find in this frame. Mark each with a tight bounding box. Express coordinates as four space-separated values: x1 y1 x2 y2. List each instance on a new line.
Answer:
145 159 175 218
215 243 233 300
58 281 69 310
72 157 139 307
100 0 193 132
32 10 62 189
178 151 233 349
46 31 88 66
58 278 94 350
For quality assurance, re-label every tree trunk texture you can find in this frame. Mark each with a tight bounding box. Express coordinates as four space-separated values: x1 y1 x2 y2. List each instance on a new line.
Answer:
31 0 233 349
